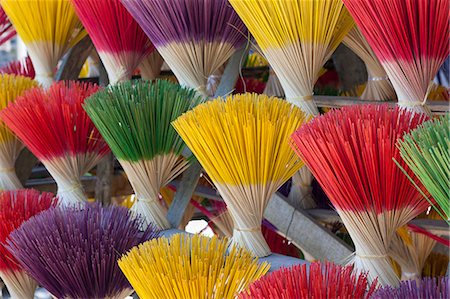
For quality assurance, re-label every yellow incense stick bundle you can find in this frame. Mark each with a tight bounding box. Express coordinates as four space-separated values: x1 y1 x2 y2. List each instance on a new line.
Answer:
173 93 308 256
1 0 86 88
0 75 38 190
229 0 354 116
118 234 269 299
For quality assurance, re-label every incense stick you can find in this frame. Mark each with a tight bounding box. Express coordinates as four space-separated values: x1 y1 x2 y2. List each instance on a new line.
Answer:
121 0 248 97
118 234 270 298
1 0 86 87
291 105 430 286
7 203 159 299
84 80 202 228
173 94 308 257
0 75 38 190
0 189 56 299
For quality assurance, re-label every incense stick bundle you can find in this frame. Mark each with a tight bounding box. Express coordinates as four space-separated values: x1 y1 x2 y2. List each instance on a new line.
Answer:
84 80 202 228
71 0 154 85
372 277 449 299
0 57 35 79
139 51 164 81
291 105 430 286
390 210 441 281
230 0 354 208
0 7 14 46
173 94 308 257
397 115 450 223
7 203 159 299
343 26 396 101
118 234 269 298
0 0 86 88
240 262 377 299
121 0 248 98
229 0 354 116
264 68 285 98
342 0 449 114
0 75 38 190
0 81 109 206
390 227 430 281
0 189 56 299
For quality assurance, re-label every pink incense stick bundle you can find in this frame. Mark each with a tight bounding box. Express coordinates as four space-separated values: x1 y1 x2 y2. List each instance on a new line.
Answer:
0 57 35 79
291 105 430 286
0 189 56 299
71 0 154 84
0 7 14 46
342 0 449 114
0 81 109 206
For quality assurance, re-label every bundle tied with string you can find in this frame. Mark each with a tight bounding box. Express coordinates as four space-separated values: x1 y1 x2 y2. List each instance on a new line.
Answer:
71 0 154 85
343 26 396 101
84 80 202 229
0 189 56 299
1 0 86 88
396 115 450 223
0 75 38 190
0 81 109 206
291 105 430 286
230 0 354 210
230 0 354 116
240 262 378 299
7 203 159 299
121 0 248 98
118 234 269 299
173 93 308 257
342 0 449 114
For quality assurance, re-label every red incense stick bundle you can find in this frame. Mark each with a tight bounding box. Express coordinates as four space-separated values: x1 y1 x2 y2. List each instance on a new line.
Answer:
240 262 377 299
0 7 14 46
0 82 109 206
0 189 56 299
71 0 154 84
0 57 35 79
291 105 430 286
342 0 449 114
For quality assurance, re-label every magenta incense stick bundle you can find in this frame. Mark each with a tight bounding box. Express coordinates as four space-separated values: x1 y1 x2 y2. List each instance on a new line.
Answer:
7 203 159 299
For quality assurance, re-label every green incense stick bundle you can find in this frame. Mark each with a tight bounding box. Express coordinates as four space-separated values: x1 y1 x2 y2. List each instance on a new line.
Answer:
84 80 202 228
397 115 450 223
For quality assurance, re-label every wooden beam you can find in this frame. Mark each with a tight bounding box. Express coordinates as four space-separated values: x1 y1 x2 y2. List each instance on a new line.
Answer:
264 193 353 263
166 45 249 228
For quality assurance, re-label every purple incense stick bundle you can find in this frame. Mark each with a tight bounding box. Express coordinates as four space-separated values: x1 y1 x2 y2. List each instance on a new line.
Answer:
372 277 449 299
120 0 248 97
7 203 159 299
